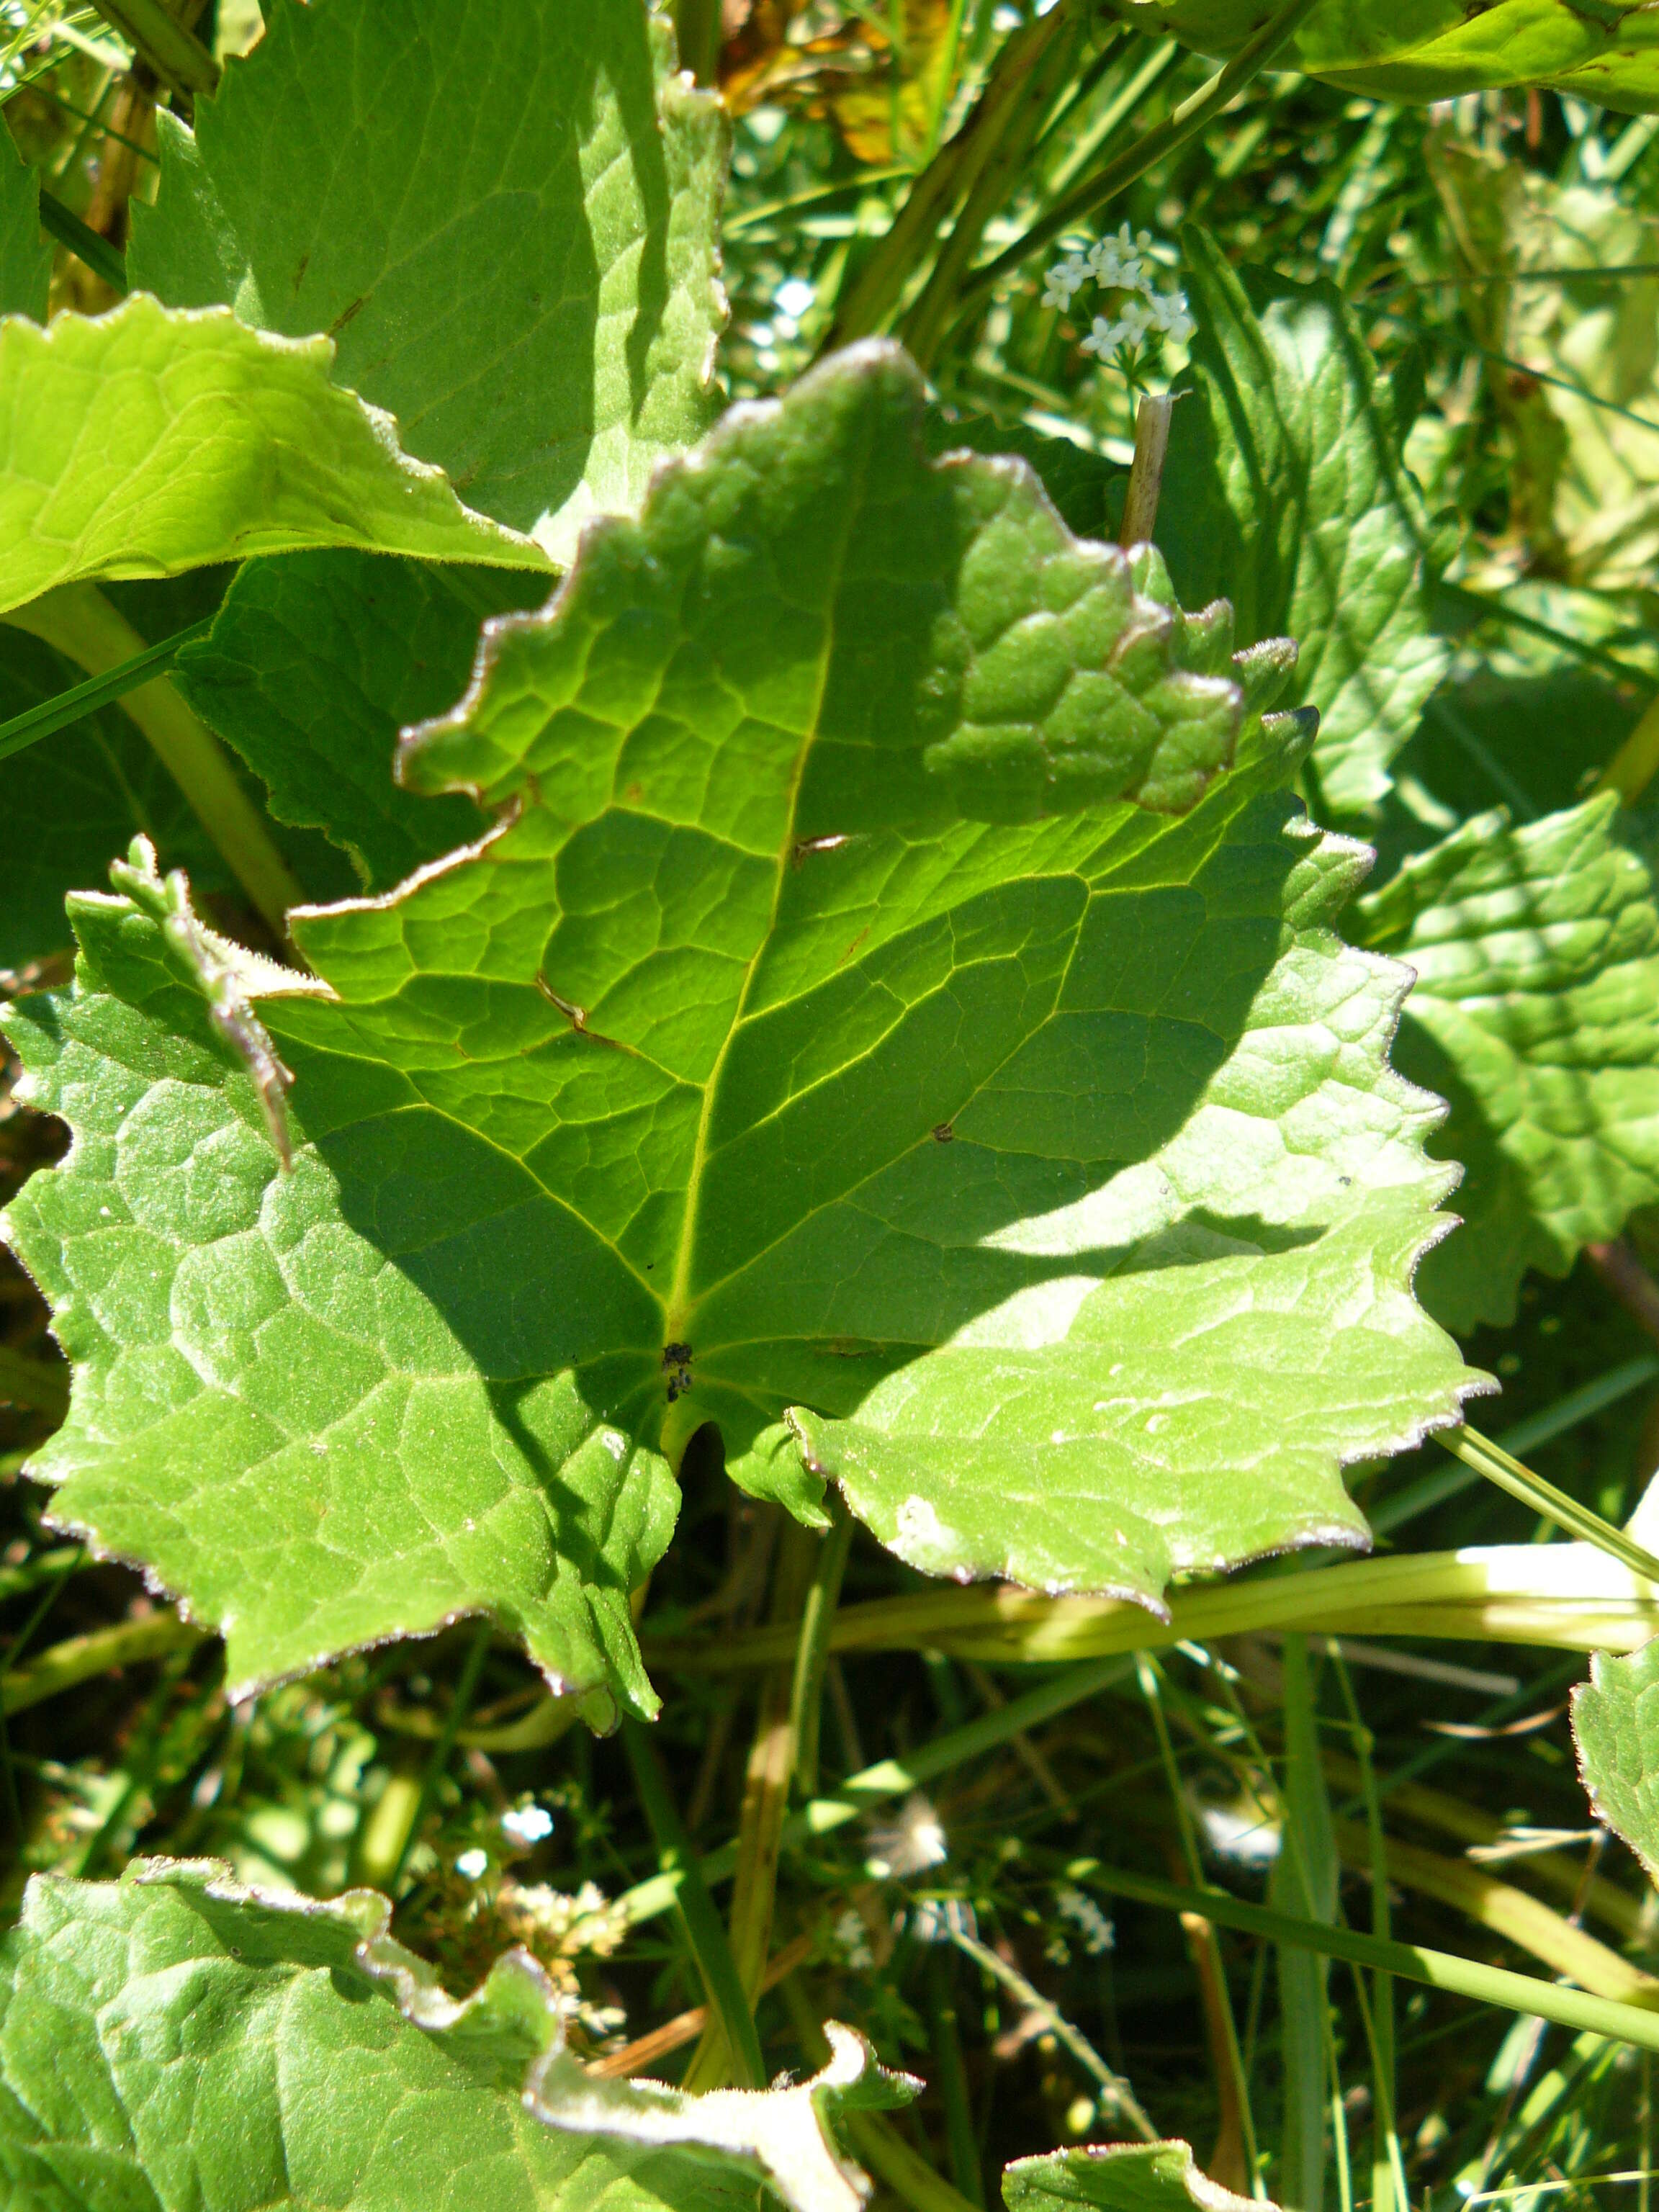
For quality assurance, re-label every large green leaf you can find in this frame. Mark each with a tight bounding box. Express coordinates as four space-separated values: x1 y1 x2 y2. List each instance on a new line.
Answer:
174 553 550 895
0 296 549 618
0 1858 909 2212
1573 1640 1659 1882
0 125 48 321
1105 0 1659 114
130 0 728 559
1 346 1473 1718
1004 2142 1271 2212
1359 793 1659 1333
1157 230 1451 818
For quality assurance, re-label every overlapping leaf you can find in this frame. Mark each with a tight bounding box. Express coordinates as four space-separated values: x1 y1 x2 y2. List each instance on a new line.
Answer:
2 345 1473 1719
174 552 550 894
1005 2143 1272 2212
130 0 728 559
1573 1640 1659 1881
1359 793 1659 1331
1158 229 1451 817
1105 0 1659 114
0 297 549 616
0 124 48 321
0 1858 908 2212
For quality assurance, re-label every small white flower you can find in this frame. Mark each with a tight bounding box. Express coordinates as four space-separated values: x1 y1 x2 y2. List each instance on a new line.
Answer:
503 1802 554 1845
833 1907 876 1969
1148 287 1195 345
1115 295 1154 347
1041 253 1088 310
455 1846 489 1880
1079 314 1123 359
1055 1886 1115 1956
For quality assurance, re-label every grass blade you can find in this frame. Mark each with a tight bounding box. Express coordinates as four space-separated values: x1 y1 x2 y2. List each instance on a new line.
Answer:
1064 1864 1659 2056
622 1717 767 2090
0 618 212 766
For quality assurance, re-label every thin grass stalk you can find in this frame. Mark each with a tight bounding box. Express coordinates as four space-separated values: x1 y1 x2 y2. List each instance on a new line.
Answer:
961 0 1328 308
1066 1863 1659 2054
622 1716 767 2090
1271 1637 1337 2212
3 587 304 940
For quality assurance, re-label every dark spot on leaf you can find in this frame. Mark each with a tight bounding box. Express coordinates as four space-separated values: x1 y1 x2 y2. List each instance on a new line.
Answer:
292 253 309 292
932 1123 954 1143
662 1341 693 1402
330 295 367 335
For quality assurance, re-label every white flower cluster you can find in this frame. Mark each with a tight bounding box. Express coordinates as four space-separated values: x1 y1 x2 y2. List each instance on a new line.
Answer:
1054 1884 1115 1956
1043 224 1195 363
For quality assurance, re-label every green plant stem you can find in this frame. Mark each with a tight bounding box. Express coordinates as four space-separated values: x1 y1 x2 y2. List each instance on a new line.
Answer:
616 1654 1134 1926
1271 1636 1336 2212
1067 1863 1659 2054
790 1496 854 1799
684 1517 819 2089
644 1541 1659 1672
899 9 1082 369
1372 1357 1659 1534
0 617 213 767
827 1 1075 348
1440 1424 1659 1583
4 586 304 941
1596 689 1659 806
387 1618 492 1895
623 1716 766 2090
37 187 128 294
86 0 218 94
962 0 1328 307
949 1925 1158 2141
1329 1665 1401 2212
671 0 720 86
925 1947 985 2208
2 1609 202 1715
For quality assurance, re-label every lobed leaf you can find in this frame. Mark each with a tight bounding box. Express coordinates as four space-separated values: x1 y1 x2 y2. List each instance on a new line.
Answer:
1359 793 1659 1332
1573 1640 1659 1882
0 297 549 617
1004 2142 1274 2212
0 1857 907 2212
1158 228 1452 818
130 0 729 559
0 125 48 322
1 345 1474 1719
1103 0 1659 114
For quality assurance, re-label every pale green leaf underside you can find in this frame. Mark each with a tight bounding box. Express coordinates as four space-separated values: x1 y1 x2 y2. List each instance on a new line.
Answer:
1361 793 1659 1333
0 297 549 618
0 1859 899 2212
3 345 1471 1716
1573 1641 1659 1882
1159 229 1450 817
1108 0 1659 114
0 126 48 322
130 0 727 560
1004 2143 1273 2212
